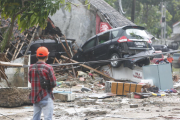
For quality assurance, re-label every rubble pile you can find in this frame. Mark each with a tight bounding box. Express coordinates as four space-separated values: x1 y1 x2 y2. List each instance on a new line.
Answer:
46 76 180 119
0 87 31 107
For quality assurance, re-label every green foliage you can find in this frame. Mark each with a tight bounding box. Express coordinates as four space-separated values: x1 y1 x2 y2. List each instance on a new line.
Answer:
104 0 119 10
85 0 91 9
166 0 180 27
104 0 177 38
0 0 73 51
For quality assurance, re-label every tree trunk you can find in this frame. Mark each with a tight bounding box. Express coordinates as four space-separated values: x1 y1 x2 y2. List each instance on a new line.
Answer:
1 16 15 51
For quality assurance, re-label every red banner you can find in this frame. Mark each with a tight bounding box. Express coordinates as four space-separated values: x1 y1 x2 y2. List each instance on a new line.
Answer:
96 14 101 34
100 22 112 33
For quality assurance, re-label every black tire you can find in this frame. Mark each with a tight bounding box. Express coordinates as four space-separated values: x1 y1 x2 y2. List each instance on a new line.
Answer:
137 58 150 67
144 59 150 65
110 53 121 68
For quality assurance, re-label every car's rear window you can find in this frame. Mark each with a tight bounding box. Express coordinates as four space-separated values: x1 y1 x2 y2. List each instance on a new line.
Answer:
126 29 149 40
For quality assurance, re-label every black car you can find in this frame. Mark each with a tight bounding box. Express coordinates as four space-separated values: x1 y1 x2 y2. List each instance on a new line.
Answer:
19 39 74 64
152 44 169 52
73 26 154 69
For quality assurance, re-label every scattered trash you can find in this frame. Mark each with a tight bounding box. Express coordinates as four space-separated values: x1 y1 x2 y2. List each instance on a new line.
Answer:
81 87 92 92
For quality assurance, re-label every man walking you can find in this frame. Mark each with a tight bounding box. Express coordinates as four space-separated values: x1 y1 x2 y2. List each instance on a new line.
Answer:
29 46 56 120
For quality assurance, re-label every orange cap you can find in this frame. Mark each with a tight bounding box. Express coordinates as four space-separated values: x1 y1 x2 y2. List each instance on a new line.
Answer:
36 46 49 57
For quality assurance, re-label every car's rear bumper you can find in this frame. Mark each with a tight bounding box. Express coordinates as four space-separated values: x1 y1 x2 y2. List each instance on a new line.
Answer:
123 50 155 69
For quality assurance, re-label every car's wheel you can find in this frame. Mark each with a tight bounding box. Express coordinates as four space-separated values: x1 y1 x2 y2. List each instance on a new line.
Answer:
110 53 121 68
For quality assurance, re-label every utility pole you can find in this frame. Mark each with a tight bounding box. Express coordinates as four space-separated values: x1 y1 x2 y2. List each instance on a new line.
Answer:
161 0 166 40
131 0 136 22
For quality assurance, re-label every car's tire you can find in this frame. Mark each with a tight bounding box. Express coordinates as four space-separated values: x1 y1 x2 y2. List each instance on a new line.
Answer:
110 53 121 68
144 59 150 65
137 58 150 67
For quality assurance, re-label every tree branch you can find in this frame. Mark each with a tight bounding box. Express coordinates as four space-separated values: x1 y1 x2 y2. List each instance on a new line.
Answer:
14 7 28 18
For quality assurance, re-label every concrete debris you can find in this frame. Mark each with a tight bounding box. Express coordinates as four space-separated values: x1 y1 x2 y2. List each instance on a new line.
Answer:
84 110 107 116
130 104 138 108
56 74 68 81
77 99 96 106
102 98 114 102
53 91 75 102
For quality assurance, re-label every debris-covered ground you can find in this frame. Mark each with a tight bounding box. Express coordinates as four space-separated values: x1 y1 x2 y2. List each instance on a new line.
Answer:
1 73 180 120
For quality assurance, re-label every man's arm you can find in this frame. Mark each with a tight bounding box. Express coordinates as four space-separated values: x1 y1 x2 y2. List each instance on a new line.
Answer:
48 66 57 88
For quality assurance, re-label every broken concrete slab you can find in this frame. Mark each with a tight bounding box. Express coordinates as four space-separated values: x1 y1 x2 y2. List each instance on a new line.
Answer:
53 91 75 102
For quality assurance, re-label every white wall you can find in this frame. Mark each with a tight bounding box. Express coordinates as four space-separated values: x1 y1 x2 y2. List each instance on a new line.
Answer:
0 56 30 87
173 25 180 34
100 65 143 83
50 0 96 46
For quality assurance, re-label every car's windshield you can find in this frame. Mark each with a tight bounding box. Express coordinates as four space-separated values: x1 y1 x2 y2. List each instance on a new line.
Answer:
126 29 149 40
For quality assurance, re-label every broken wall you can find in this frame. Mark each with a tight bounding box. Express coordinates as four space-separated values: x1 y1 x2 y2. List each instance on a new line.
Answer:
0 55 30 87
100 65 143 82
50 0 96 46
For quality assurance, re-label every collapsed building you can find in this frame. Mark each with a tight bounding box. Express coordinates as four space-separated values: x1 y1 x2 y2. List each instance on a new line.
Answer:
50 0 135 45
0 0 135 83
0 0 176 110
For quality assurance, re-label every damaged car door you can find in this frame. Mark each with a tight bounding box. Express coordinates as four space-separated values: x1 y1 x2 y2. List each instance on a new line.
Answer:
94 31 111 60
81 37 97 61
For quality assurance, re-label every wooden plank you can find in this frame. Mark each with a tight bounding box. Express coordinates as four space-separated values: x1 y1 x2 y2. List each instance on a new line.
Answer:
62 36 76 78
55 58 60 63
14 34 28 59
61 55 115 80
63 35 72 57
5 48 9 56
14 41 24 59
0 69 10 87
53 58 56 64
24 55 29 87
24 24 39 55
0 61 23 67
11 40 21 60
56 35 71 58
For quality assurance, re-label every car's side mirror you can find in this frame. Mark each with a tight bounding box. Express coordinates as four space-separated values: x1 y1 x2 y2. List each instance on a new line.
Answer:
27 51 31 55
